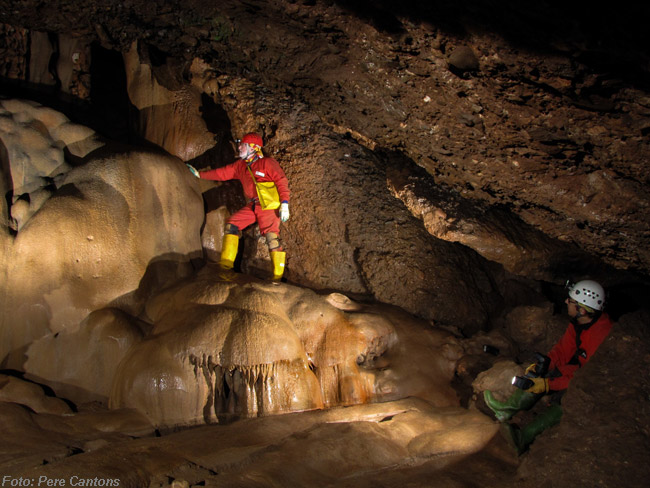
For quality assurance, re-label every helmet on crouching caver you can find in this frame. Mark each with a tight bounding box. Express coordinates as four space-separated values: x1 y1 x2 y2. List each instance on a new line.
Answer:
566 280 606 311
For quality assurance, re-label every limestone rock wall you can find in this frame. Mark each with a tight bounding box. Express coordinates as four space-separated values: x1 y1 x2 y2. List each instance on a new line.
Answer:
1 1 649 282
0 96 468 425
0 25 91 99
199 76 505 331
0 4 647 486
123 43 218 162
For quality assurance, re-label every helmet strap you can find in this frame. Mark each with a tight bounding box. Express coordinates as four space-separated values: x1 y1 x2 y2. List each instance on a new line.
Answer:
249 143 263 158
571 308 601 326
242 143 263 164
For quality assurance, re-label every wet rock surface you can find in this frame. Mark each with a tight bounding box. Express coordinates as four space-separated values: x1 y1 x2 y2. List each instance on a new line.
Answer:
0 101 204 368
2 303 648 488
0 396 502 487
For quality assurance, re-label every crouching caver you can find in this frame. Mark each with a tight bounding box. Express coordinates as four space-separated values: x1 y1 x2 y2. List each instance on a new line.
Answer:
187 133 290 281
483 280 613 454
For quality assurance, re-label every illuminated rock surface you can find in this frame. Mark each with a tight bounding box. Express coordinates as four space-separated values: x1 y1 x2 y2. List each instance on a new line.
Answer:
109 269 462 428
0 100 204 370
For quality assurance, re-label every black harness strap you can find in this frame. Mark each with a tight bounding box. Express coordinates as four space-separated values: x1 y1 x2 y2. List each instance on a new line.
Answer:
568 313 600 366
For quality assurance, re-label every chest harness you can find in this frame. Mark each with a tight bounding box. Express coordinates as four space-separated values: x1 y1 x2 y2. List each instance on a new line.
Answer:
567 312 601 366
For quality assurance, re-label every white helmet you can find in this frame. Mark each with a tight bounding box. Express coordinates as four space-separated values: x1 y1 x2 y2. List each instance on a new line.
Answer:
567 280 605 311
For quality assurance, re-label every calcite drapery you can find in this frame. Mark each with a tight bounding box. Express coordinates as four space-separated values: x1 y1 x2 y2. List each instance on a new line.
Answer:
109 268 461 428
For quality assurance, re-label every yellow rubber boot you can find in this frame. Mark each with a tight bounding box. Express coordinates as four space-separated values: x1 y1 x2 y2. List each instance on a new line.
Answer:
270 251 286 281
220 234 239 269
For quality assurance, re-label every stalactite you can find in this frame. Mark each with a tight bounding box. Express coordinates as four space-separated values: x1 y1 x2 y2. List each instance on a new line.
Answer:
187 357 326 421
197 353 377 418
315 360 372 407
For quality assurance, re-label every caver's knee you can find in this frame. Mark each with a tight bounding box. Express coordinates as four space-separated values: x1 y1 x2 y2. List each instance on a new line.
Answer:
225 223 241 237
264 232 283 252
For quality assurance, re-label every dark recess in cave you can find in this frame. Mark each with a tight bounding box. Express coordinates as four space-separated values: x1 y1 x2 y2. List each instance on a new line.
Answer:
0 42 133 145
185 93 237 171
333 0 650 89
89 42 133 143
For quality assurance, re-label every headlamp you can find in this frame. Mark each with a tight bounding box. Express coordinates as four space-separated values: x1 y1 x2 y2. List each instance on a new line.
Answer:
512 375 534 390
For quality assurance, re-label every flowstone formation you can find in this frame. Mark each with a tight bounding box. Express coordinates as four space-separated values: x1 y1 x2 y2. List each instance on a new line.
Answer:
0 99 204 378
110 267 462 428
0 2 649 485
0 393 503 487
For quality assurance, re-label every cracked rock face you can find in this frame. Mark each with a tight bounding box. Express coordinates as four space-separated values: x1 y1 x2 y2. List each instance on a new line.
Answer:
3 0 649 334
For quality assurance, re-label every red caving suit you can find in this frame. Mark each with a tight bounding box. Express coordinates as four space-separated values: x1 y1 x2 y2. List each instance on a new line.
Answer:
200 156 290 235
547 313 613 391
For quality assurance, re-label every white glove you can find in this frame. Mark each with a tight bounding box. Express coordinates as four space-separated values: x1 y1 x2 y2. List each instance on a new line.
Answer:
186 163 200 178
279 202 290 222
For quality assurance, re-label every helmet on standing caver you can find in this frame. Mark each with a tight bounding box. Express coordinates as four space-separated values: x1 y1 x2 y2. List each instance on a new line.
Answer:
240 133 264 147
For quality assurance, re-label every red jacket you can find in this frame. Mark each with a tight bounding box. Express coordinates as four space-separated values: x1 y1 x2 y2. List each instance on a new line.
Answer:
547 313 613 391
200 157 290 203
